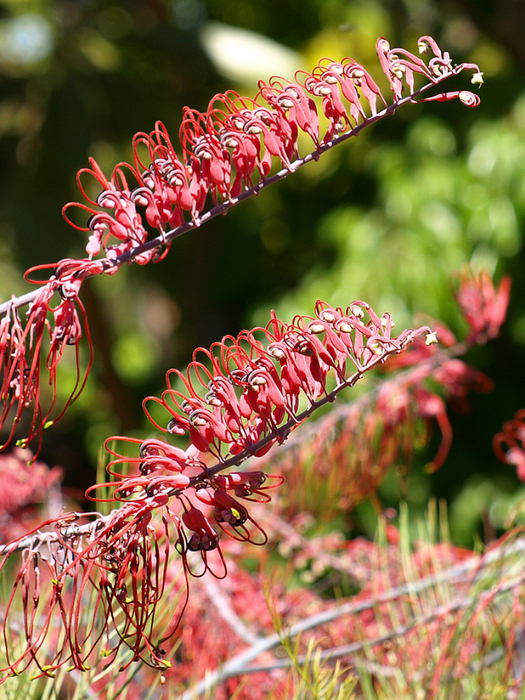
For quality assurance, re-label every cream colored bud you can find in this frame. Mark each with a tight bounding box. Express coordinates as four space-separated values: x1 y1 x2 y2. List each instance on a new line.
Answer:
268 346 286 359
471 71 484 86
425 331 439 346
391 63 405 79
309 322 325 333
251 375 267 386
459 91 478 106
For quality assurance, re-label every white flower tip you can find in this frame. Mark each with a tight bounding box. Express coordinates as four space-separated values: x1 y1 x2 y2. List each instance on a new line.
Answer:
309 322 325 334
425 331 439 346
471 71 484 86
320 310 336 323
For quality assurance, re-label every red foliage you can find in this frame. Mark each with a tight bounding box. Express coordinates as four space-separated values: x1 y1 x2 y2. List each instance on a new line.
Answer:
0 448 62 543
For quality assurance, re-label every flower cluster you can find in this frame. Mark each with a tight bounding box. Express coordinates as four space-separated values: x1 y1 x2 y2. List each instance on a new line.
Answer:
0 299 430 681
62 36 482 266
0 260 94 453
140 299 433 461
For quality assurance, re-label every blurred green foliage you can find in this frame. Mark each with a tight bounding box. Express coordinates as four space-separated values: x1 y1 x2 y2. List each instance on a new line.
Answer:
0 0 524 544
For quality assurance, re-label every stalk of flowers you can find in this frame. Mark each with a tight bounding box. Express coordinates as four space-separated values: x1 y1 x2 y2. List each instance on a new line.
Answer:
61 36 482 269
99 299 433 560
120 299 433 487
0 299 432 682
0 36 482 454
0 499 189 682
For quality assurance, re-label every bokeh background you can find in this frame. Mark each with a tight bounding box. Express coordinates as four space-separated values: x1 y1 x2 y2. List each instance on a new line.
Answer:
0 0 524 545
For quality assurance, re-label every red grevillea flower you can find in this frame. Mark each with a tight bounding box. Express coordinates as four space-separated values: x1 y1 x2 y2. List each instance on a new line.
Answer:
95 299 432 574
0 497 189 681
0 260 95 453
61 36 482 266
0 298 431 682
141 299 433 463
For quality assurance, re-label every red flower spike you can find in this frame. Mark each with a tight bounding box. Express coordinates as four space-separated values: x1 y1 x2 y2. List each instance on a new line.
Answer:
0 501 189 679
139 300 430 470
55 36 481 265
